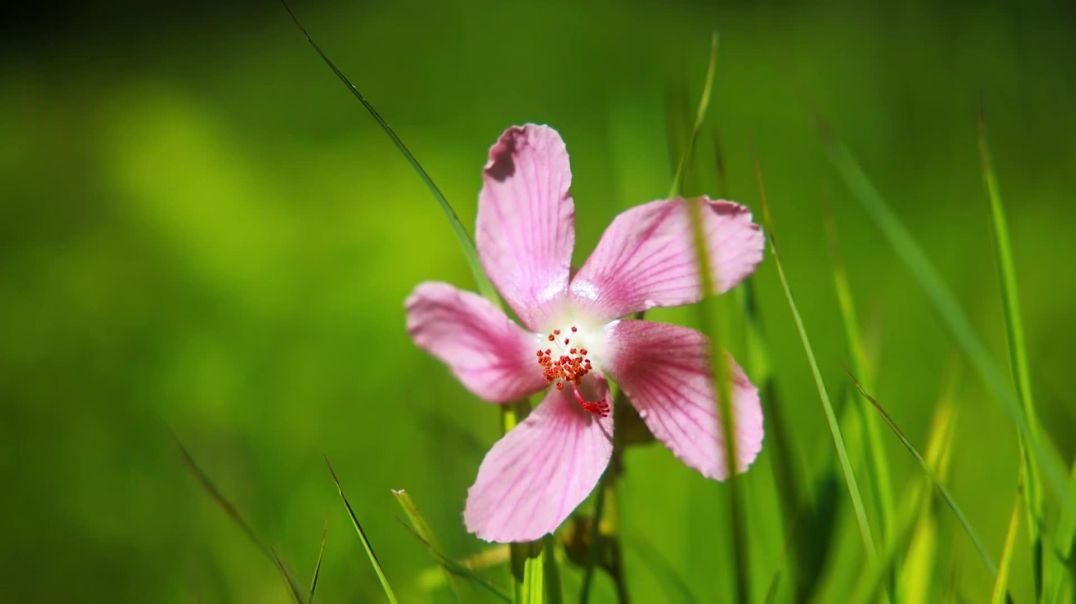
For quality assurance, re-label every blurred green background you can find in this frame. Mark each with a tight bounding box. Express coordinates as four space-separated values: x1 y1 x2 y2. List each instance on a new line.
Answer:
2 0 1073 601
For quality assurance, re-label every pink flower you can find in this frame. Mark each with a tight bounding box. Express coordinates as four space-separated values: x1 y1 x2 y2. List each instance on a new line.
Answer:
406 124 765 543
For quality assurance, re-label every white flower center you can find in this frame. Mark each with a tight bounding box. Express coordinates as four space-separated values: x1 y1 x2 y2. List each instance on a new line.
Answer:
533 318 612 417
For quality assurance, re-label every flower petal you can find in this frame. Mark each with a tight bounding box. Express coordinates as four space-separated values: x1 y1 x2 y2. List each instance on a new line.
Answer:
570 197 763 321
605 320 763 480
406 282 547 402
477 124 575 330
464 375 613 542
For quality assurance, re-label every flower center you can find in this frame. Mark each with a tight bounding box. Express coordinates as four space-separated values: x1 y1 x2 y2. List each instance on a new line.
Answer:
535 325 609 417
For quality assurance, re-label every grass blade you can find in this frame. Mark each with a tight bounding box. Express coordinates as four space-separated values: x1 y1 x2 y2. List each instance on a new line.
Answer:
990 473 1023 604
754 158 878 560
624 535 699 604
325 457 400 604
392 489 464 601
978 108 1044 594
677 32 750 604
279 0 499 303
851 399 956 604
308 519 327 604
175 438 304 604
821 132 1067 502
849 377 997 575
825 213 895 541
520 544 544 604
417 546 510 591
668 33 718 197
1047 460 1076 604
398 521 513 603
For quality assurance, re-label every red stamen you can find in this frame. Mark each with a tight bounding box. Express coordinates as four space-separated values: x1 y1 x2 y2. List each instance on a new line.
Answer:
572 385 610 418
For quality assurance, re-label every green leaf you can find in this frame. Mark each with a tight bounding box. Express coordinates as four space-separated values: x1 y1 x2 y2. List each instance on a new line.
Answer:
754 158 878 560
279 0 499 304
325 457 400 604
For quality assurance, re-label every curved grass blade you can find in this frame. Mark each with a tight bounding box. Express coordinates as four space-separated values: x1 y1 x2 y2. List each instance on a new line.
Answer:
325 457 399 604
668 33 718 197
849 377 997 575
279 0 498 303
820 131 1067 503
308 519 327 604
990 474 1022 604
392 489 463 601
175 438 304 604
825 213 895 541
397 520 513 603
417 546 510 591
851 399 955 604
978 109 1044 594
754 158 878 559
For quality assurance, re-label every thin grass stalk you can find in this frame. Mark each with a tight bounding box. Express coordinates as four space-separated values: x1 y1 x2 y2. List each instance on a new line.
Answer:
675 33 750 604
977 110 1045 595
990 471 1023 604
392 489 463 601
1046 461 1076 604
741 280 830 601
325 458 400 604
850 378 998 576
851 400 956 604
821 135 1067 502
754 158 878 560
398 522 513 603
308 519 327 604
279 0 499 304
175 438 305 604
668 33 718 198
825 215 895 540
690 196 750 604
416 546 510 591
